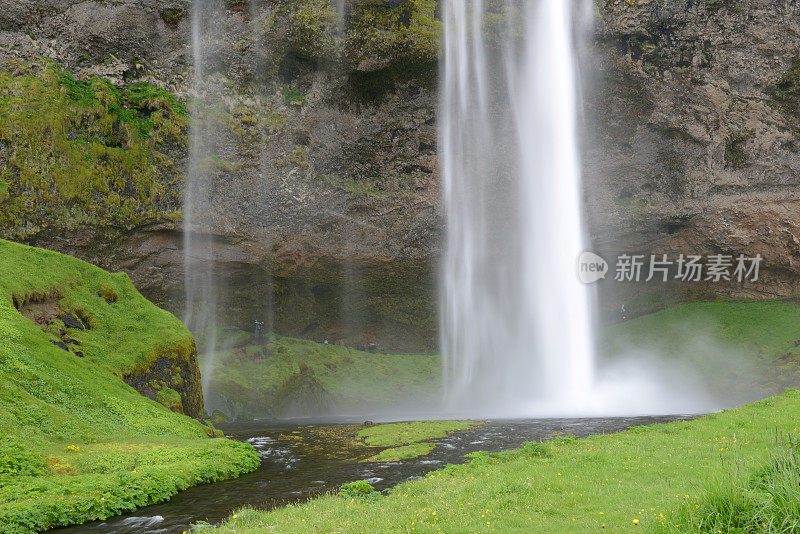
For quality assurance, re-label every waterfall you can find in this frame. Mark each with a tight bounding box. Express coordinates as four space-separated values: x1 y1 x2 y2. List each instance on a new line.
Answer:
185 0 222 399
334 0 347 36
440 0 595 415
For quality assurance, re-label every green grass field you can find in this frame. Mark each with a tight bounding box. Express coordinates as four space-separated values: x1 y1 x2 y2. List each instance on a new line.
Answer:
0 240 260 533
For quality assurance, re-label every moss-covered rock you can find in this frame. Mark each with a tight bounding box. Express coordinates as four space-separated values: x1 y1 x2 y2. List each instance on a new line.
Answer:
769 56 800 132
0 60 187 241
155 387 183 413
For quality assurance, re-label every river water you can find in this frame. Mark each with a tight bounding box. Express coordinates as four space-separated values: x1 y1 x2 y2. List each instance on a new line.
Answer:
57 415 692 533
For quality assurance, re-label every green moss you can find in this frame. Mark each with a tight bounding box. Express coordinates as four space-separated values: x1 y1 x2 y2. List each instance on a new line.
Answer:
273 0 336 61
357 421 480 462
358 421 479 447
770 57 800 132
365 442 435 462
97 285 119 303
280 86 307 107
724 131 753 169
346 0 440 65
156 387 183 413
225 0 250 10
344 0 440 100
159 8 185 28
0 61 187 240
0 240 260 532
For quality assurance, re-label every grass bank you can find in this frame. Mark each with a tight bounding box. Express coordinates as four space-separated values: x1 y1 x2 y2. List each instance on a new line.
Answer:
600 298 800 401
358 421 480 462
0 240 260 533
203 333 440 418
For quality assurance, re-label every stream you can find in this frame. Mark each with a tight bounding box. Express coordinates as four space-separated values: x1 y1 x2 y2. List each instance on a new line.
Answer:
57 415 692 533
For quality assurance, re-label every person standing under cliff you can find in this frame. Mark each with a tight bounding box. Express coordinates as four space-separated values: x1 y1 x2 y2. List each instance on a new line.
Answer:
254 320 263 340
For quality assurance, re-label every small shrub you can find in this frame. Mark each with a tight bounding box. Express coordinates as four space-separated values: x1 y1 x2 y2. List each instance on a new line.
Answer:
339 480 381 500
0 439 47 479
520 441 550 458
98 285 119 303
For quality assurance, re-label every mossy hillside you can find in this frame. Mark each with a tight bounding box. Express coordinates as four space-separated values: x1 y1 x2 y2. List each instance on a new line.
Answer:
0 239 194 380
600 299 800 400
344 0 440 99
203 333 440 417
204 388 800 533
0 60 187 239
272 0 439 65
0 240 260 533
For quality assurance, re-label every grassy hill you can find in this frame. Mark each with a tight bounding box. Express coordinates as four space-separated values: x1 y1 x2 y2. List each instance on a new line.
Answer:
600 298 800 402
0 239 260 533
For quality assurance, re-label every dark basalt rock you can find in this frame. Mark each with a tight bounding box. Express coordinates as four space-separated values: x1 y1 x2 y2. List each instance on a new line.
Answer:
51 341 69 351
73 351 84 358
56 313 86 330
123 346 204 419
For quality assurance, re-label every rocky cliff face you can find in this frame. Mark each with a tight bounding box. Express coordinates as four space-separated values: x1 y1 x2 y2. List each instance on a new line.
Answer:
587 0 800 311
1 0 799 345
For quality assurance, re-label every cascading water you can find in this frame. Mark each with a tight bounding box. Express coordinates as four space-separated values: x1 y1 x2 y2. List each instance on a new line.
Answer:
185 0 223 398
440 0 595 416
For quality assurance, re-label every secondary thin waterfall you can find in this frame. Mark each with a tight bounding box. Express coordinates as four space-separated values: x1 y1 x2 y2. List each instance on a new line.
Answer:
440 0 595 415
185 0 221 397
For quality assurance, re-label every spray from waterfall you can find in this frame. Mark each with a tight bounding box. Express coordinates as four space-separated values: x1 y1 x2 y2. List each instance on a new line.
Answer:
440 0 595 416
